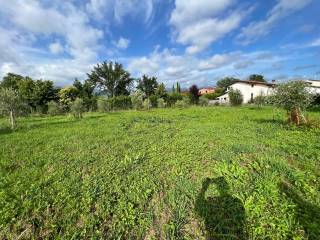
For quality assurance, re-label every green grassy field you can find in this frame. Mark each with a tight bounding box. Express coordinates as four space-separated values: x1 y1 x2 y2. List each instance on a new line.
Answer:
1 106 320 239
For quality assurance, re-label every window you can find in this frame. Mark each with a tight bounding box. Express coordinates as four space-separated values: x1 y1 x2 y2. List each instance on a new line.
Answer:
251 93 253 101
251 84 254 87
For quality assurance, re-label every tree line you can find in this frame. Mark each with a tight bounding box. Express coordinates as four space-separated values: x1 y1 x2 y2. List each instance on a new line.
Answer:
0 61 319 129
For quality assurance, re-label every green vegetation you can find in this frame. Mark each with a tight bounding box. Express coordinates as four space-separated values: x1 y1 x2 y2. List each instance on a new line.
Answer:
1 107 320 239
228 89 243 106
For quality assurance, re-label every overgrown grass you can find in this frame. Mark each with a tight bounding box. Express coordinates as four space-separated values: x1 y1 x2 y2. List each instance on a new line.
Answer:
1 106 320 239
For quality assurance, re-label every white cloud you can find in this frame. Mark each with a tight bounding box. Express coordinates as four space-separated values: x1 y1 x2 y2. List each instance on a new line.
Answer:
49 41 64 55
237 0 312 45
86 0 156 24
114 37 130 49
170 0 244 54
198 53 236 71
0 0 104 84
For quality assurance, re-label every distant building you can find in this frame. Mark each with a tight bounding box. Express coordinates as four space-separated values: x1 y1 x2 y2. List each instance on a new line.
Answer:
306 80 320 94
217 81 275 104
199 87 215 95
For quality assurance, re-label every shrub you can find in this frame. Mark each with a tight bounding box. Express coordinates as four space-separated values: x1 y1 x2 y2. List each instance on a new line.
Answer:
47 101 60 116
175 97 189 108
97 97 111 112
157 98 166 108
199 96 209 106
70 98 84 119
149 95 158 108
131 90 145 110
228 89 243 106
143 98 151 110
253 95 267 108
166 92 183 107
108 95 132 110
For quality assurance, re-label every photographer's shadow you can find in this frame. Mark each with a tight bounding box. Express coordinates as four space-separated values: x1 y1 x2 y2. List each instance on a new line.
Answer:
195 177 247 240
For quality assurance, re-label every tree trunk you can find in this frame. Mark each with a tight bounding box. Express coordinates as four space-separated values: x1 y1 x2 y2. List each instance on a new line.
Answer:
10 110 16 129
288 108 300 125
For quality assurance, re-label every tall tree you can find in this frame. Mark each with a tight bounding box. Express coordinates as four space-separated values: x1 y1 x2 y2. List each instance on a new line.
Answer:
58 86 79 110
0 73 24 90
73 78 83 95
137 75 158 97
0 88 25 129
172 84 175 93
176 82 181 93
249 74 266 82
189 85 200 104
87 61 133 97
216 77 238 90
156 82 167 98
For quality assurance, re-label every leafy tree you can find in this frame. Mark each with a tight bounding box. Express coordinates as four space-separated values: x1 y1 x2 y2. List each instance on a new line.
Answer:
131 89 145 110
199 96 209 106
216 77 238 90
249 74 266 82
189 85 200 104
0 73 24 90
87 61 133 97
108 96 132 110
253 95 267 108
155 82 167 98
73 78 82 95
175 98 189 108
137 75 158 97
228 89 243 106
70 98 84 119
59 86 79 110
271 81 313 125
0 88 25 129
149 95 158 108
157 98 166 108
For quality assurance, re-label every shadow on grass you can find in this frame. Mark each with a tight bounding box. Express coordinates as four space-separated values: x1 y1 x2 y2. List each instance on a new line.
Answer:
0 127 13 135
280 182 320 239
253 118 286 126
195 177 247 240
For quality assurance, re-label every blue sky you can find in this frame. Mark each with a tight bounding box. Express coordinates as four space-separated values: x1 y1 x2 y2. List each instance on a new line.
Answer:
0 0 319 88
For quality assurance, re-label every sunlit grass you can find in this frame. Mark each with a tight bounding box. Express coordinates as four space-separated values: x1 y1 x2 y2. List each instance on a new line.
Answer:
1 106 320 239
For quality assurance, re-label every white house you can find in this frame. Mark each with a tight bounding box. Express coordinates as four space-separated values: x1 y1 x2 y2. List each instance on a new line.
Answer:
306 80 320 94
217 81 275 104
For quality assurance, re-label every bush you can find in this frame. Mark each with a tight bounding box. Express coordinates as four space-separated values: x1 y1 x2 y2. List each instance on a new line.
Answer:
108 95 132 110
166 92 183 107
228 89 243 106
97 97 111 112
143 98 151 110
149 95 158 108
47 101 60 116
175 97 190 108
70 98 84 119
131 90 145 110
157 98 166 108
199 96 209 106
253 95 267 108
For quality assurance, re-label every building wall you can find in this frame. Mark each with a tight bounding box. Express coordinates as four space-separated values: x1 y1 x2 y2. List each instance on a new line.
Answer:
199 88 215 95
217 82 273 104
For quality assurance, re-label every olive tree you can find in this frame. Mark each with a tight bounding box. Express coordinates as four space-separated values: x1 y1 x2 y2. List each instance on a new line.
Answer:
70 98 84 119
271 81 313 125
0 88 25 129
228 89 243 106
130 89 145 110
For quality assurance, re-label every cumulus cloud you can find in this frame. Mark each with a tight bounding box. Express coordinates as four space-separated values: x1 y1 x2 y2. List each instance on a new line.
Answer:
237 0 312 45
0 0 104 84
114 37 130 49
170 0 245 54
